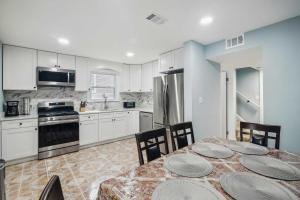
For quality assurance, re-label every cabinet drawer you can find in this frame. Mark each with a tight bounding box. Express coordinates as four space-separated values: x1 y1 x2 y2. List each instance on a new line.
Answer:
114 112 127 118
80 114 99 122
99 112 114 119
2 119 38 130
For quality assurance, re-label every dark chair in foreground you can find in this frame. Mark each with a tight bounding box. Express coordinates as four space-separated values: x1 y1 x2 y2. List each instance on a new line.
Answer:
39 175 64 200
240 121 281 149
169 122 195 151
135 128 169 165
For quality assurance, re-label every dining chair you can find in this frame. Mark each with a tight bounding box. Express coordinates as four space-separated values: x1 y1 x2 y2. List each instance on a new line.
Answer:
39 175 64 200
169 122 195 151
135 128 169 165
240 121 281 149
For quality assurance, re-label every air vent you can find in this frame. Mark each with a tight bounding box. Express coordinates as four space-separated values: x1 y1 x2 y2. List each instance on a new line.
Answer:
226 34 244 49
146 13 166 25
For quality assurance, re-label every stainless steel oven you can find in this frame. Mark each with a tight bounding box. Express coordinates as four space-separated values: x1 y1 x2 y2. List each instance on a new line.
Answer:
38 102 79 159
37 67 75 87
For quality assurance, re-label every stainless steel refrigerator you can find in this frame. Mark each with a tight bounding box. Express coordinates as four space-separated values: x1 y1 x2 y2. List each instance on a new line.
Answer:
153 72 184 129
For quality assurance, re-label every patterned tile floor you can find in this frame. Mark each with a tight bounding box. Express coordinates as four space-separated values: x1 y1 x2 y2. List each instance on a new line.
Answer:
5 138 139 200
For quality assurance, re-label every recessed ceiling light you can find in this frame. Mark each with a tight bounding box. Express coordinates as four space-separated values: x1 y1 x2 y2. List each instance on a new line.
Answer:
126 52 135 57
58 38 70 45
200 16 213 25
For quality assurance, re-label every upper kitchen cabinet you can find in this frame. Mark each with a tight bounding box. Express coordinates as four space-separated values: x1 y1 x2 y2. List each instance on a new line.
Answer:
152 60 159 77
3 45 37 90
129 64 142 92
57 54 75 70
120 64 130 92
37 50 75 69
159 47 183 73
141 62 153 92
75 56 89 91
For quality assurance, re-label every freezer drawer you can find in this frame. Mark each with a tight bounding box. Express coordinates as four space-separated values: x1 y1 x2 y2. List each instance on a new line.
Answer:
139 112 153 132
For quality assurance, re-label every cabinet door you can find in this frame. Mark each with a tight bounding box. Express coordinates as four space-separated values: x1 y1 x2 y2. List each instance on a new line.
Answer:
114 117 128 137
173 48 184 69
141 62 153 92
58 54 76 70
2 127 38 161
37 50 58 68
130 65 142 92
79 120 98 145
152 60 159 77
3 45 37 90
99 118 115 141
75 57 89 91
128 111 140 135
159 51 174 72
120 64 130 92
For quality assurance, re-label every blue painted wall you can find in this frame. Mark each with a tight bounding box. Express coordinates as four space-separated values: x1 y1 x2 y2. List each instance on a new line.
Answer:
184 41 221 140
205 16 300 153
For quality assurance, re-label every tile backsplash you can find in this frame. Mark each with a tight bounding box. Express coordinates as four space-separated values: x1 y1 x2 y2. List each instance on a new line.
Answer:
3 87 153 113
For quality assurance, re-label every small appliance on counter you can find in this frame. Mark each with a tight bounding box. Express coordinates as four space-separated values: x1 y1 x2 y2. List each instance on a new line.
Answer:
80 101 87 112
5 101 19 117
21 97 31 115
123 101 135 108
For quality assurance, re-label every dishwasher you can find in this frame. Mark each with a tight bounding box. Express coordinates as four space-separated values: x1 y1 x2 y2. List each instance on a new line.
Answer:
139 112 153 132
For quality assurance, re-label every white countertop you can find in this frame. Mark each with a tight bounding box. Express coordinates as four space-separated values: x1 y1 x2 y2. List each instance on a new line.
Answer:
0 113 38 121
79 107 153 115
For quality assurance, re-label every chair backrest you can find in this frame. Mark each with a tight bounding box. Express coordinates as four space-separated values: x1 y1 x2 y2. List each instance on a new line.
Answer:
135 128 169 165
169 122 195 151
240 121 281 149
39 175 64 200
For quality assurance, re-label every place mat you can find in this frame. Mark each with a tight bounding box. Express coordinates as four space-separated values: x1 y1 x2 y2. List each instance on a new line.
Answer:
225 141 269 155
152 179 226 200
240 155 300 180
192 143 234 159
164 153 213 177
220 172 298 200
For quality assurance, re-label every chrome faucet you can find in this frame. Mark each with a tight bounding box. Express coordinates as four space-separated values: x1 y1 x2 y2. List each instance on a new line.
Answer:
103 94 109 110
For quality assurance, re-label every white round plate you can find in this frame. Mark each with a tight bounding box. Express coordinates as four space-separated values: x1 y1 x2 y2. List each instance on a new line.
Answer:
240 155 300 180
152 179 226 200
192 143 234 159
226 141 269 155
220 172 299 200
164 153 213 177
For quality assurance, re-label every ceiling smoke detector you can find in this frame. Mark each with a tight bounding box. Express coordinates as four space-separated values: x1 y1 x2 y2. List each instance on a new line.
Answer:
146 13 166 25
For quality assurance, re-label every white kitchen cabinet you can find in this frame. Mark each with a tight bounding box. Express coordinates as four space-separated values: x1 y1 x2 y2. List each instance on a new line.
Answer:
120 64 130 92
159 48 183 73
3 45 37 90
2 124 38 161
79 120 99 146
128 111 140 135
75 56 89 91
58 54 75 70
159 51 174 72
99 118 115 141
152 60 159 77
114 116 128 137
129 65 142 92
37 50 58 68
173 48 184 69
141 62 153 92
38 50 75 69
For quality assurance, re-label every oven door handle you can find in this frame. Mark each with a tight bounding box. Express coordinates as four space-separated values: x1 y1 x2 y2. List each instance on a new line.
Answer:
39 118 79 126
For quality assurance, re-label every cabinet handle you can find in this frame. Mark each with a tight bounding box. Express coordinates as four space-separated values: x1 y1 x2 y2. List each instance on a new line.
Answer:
80 123 82 125
88 116 91 118
19 123 22 126
35 128 38 131
33 86 36 89
169 66 174 69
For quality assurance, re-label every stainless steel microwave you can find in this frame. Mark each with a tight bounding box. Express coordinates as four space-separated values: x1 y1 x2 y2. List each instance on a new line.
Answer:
37 67 76 87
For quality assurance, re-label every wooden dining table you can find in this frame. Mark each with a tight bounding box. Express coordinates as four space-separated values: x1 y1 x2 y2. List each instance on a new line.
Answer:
98 137 300 200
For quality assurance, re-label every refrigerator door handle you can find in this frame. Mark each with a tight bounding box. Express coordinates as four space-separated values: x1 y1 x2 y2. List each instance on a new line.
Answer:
162 84 166 123
165 84 169 124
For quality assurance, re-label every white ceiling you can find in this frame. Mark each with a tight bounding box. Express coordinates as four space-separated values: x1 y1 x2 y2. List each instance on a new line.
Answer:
0 0 300 64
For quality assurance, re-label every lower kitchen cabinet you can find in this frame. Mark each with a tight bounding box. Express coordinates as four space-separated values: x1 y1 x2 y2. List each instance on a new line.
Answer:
2 126 38 161
99 118 115 141
79 120 99 146
128 111 139 135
